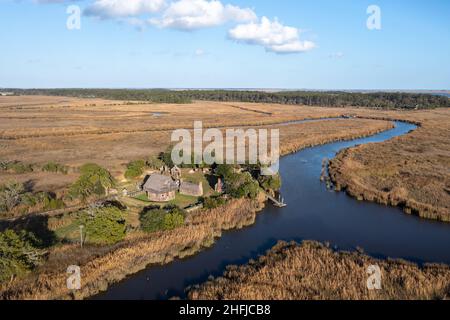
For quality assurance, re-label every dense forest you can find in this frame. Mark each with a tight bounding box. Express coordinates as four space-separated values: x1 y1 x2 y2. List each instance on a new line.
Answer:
7 88 450 109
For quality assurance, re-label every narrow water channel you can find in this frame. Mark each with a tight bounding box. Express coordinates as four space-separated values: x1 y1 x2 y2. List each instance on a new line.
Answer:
96 121 450 300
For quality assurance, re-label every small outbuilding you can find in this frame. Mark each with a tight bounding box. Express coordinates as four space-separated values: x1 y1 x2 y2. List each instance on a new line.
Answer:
180 181 204 197
143 174 178 202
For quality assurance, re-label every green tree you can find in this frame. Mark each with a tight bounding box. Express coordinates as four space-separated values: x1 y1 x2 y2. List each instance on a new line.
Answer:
140 206 185 233
224 172 260 199
146 156 164 170
81 206 126 245
139 207 167 233
159 146 174 167
215 164 235 179
163 212 185 231
124 160 146 180
0 230 42 283
258 174 282 192
69 163 115 201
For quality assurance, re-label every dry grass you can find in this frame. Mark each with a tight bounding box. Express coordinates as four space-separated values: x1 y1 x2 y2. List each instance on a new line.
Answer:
328 108 450 222
187 241 450 300
0 110 395 300
0 198 264 300
2 95 447 299
277 119 394 156
0 95 391 189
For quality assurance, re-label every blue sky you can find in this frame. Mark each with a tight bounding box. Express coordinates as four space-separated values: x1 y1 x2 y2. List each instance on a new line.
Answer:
1 0 449 89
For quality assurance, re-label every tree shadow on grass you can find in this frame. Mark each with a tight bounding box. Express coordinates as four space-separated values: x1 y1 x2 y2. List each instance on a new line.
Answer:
0 215 56 248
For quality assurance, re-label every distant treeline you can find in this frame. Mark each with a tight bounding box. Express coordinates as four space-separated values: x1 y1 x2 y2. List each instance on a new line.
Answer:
10 89 450 109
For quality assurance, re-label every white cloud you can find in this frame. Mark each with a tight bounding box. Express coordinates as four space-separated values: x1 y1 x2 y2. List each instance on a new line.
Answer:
150 0 257 30
84 0 167 18
228 17 315 54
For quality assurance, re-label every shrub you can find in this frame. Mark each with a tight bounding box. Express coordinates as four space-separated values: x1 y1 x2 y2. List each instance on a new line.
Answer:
11 162 34 174
41 162 68 174
159 146 174 167
43 195 65 211
81 206 126 245
0 161 34 174
225 172 260 199
258 174 282 192
0 181 25 213
69 163 115 201
203 196 227 209
139 207 167 233
215 164 235 179
146 156 164 170
163 212 185 231
0 183 65 216
0 230 42 283
20 192 39 207
140 206 186 233
124 160 146 180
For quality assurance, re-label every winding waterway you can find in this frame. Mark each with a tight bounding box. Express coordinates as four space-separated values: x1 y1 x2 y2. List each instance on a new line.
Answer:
97 120 450 300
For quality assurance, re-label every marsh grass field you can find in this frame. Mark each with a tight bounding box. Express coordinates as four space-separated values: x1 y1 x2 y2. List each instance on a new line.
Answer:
1 96 448 222
187 241 450 300
329 109 450 222
0 95 449 300
0 95 386 191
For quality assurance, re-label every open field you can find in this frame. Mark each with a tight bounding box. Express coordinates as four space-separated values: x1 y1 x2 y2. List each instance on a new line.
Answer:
0 95 389 192
187 241 450 300
1 95 448 221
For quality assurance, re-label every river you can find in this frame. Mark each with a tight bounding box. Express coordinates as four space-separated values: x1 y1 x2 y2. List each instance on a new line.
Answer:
96 120 450 300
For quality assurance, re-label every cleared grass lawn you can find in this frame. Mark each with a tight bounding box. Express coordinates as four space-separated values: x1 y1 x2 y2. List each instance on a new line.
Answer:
133 192 199 209
49 213 83 242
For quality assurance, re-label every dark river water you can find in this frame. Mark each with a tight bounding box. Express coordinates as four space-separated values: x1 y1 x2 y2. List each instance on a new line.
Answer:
96 121 450 300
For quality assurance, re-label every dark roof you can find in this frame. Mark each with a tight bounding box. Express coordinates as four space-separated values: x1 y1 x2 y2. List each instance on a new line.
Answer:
143 174 178 194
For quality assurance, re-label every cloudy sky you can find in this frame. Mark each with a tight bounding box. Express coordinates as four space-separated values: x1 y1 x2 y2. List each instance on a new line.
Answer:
1 0 449 89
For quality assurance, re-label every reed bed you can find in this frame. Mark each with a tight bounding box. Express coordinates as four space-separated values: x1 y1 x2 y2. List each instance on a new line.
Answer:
187 241 450 300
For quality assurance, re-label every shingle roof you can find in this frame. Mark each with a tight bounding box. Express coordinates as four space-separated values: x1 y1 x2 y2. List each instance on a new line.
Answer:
143 174 178 194
180 181 202 194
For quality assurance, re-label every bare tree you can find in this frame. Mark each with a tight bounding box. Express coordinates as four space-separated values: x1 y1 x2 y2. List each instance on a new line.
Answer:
0 181 25 212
